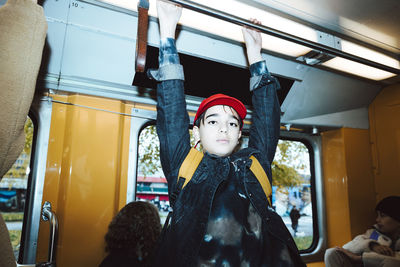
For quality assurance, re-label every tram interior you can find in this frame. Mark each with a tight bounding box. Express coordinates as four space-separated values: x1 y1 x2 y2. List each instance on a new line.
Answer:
0 0 399 266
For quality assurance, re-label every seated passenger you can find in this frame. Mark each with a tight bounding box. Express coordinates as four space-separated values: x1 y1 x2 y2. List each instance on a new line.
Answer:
325 196 400 267
99 201 161 267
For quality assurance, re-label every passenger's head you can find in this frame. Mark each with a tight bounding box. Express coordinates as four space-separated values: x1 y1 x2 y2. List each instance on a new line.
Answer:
104 201 161 264
375 196 400 236
193 94 247 157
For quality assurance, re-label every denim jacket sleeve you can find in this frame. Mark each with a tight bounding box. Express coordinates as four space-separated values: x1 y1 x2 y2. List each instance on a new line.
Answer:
248 60 281 165
148 38 191 187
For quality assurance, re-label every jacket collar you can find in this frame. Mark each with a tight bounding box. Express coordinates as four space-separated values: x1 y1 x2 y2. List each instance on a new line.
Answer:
203 147 259 161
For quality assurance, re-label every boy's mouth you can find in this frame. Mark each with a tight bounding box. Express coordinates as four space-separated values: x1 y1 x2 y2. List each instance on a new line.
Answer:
217 139 229 144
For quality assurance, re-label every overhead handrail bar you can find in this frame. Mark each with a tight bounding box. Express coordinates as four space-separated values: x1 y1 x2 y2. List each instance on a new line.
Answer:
168 0 400 75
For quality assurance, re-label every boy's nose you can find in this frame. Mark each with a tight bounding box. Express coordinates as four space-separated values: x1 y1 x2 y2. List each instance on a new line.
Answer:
219 125 227 133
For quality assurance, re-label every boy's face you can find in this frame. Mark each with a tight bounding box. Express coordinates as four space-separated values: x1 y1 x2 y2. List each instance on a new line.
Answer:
193 105 242 157
376 210 400 235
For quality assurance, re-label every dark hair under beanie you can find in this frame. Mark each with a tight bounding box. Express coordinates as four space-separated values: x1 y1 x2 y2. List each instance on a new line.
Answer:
375 196 400 222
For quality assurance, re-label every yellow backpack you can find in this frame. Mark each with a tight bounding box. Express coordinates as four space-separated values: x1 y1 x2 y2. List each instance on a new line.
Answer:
176 147 272 206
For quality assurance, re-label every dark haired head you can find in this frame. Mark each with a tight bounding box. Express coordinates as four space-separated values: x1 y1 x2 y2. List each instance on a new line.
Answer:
104 201 161 265
376 196 400 222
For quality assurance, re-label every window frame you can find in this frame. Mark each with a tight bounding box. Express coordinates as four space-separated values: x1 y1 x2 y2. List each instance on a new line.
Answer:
278 131 325 262
18 99 53 264
273 136 318 253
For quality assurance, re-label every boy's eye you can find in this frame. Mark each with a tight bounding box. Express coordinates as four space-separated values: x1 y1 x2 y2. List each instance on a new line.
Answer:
229 122 238 127
207 120 217 125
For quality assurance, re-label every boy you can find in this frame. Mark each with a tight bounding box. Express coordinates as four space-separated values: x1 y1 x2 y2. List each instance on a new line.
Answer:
325 196 400 267
149 1 304 266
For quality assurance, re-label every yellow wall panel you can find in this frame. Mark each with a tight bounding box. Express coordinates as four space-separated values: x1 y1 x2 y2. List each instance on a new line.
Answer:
37 94 135 267
342 129 376 237
117 104 135 210
322 128 375 247
369 83 400 201
307 262 324 267
322 129 352 248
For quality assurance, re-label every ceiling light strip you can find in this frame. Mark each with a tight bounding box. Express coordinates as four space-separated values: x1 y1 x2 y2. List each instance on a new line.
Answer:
168 0 400 75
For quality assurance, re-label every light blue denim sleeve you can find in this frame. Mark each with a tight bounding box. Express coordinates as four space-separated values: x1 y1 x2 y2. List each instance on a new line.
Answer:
159 38 180 67
250 60 268 77
249 60 275 91
147 38 184 81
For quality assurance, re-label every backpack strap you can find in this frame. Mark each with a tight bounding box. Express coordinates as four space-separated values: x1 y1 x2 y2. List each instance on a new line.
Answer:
176 148 272 206
169 148 203 206
249 155 272 206
177 147 204 189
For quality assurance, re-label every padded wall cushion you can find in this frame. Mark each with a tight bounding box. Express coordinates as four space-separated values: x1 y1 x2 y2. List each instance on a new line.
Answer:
0 0 47 178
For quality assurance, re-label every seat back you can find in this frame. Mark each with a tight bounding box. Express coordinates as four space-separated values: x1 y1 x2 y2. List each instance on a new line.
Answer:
0 0 47 177
0 0 47 266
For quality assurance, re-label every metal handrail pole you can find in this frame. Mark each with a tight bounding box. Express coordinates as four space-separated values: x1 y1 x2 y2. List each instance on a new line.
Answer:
168 0 400 75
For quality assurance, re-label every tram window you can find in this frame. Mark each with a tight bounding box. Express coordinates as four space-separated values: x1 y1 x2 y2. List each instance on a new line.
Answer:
137 125 314 251
238 137 313 250
0 117 34 259
238 137 314 251
271 139 313 251
137 124 196 224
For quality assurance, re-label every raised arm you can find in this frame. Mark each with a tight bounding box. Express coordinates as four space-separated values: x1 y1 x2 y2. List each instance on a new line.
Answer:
157 0 182 39
242 20 281 165
150 1 191 182
242 19 263 65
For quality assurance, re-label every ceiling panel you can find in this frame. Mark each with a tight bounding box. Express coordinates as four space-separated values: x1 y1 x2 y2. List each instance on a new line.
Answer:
251 0 400 55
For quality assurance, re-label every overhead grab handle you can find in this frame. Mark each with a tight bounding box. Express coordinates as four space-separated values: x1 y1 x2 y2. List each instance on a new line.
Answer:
135 0 150 72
